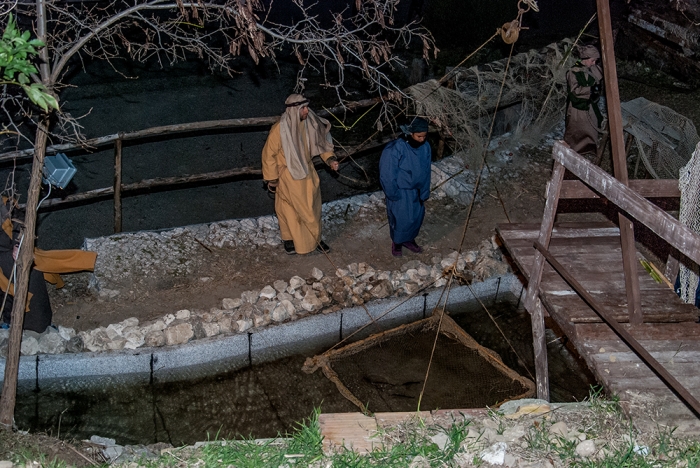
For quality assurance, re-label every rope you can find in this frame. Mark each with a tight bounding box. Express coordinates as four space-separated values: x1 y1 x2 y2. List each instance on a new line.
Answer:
415 41 518 412
298 0 536 412
416 273 454 412
467 283 535 381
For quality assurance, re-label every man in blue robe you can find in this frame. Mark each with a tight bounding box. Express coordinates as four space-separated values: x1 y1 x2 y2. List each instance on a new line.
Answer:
379 117 432 257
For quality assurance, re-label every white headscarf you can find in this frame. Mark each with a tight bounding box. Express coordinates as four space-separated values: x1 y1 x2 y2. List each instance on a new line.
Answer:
279 94 334 180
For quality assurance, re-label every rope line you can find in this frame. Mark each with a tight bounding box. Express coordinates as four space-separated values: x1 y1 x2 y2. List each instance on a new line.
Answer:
467 283 536 381
416 41 519 412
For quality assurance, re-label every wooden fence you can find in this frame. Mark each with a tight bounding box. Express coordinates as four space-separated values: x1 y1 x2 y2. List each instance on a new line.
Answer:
0 99 381 232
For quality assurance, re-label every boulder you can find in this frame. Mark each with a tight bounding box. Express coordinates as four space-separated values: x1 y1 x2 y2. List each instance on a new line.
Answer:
237 319 253 332
144 330 166 347
311 267 324 280
20 335 40 355
241 290 260 304
273 280 288 293
165 323 194 345
58 326 76 341
175 309 191 320
218 317 233 334
222 297 243 310
259 285 277 299
65 336 84 353
301 290 323 312
272 303 290 323
201 322 220 338
289 276 305 290
38 329 66 354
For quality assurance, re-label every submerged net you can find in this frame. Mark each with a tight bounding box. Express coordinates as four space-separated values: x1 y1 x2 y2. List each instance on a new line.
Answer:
621 97 699 179
678 143 700 304
408 40 576 168
302 313 534 412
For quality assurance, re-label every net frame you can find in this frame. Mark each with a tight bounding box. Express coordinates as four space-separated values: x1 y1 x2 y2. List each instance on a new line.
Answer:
302 312 535 413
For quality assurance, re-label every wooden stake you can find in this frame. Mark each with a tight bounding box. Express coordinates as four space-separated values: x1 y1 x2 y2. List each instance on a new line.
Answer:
114 138 122 233
524 161 566 401
596 0 643 324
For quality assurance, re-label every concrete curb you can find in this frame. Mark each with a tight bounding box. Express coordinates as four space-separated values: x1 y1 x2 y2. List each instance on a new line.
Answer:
1 274 524 389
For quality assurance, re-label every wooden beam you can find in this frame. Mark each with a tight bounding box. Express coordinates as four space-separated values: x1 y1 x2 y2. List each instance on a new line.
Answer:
534 240 700 418
560 179 681 199
597 0 643 324
0 98 381 162
554 141 700 266
523 161 566 401
620 215 643 324
28 166 262 209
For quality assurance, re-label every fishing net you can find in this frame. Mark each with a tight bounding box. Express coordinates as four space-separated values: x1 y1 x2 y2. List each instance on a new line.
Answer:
621 97 699 180
302 312 534 413
678 143 700 304
408 40 576 168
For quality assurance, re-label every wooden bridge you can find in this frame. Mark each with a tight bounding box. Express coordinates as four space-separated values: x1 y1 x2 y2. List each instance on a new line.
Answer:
492 0 700 433
498 219 700 433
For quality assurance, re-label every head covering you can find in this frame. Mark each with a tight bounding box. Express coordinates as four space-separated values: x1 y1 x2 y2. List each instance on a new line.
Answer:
279 94 334 180
578 45 600 60
400 117 429 135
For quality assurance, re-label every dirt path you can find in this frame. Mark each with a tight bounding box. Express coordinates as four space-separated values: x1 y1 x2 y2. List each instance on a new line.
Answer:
48 145 553 333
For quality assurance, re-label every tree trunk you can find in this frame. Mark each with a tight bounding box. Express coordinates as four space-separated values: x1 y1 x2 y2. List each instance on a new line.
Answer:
0 0 51 429
0 120 49 428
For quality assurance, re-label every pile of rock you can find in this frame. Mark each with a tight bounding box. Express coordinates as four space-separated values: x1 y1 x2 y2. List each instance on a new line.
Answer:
5 238 509 356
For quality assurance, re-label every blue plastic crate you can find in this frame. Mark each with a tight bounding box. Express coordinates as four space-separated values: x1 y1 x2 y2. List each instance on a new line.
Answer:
43 153 76 189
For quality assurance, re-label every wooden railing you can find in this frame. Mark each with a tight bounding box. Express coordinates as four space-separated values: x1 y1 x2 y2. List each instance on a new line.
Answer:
0 99 381 232
525 141 700 417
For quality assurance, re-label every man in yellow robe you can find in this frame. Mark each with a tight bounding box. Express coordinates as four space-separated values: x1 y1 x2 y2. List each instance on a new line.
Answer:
262 94 339 255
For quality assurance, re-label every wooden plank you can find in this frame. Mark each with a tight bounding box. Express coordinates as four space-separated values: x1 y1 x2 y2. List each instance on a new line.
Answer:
534 240 700 418
576 322 700 341
560 179 681 199
374 411 433 427
319 412 378 454
498 224 620 240
553 142 700 267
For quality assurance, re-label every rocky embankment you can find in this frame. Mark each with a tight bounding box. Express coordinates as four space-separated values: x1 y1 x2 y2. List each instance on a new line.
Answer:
1 238 508 356
0 154 508 357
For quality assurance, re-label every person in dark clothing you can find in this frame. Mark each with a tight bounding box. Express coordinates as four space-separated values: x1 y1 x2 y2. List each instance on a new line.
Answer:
379 117 432 257
0 200 52 333
564 45 604 155
0 197 97 333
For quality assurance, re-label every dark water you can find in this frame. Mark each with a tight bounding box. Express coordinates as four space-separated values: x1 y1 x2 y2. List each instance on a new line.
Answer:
14 297 595 446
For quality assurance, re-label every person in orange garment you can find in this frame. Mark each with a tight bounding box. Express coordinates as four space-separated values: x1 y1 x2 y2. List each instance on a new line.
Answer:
261 94 339 255
0 198 96 332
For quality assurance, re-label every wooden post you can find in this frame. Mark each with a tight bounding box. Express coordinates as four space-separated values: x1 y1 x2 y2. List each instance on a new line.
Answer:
665 252 680 285
523 161 565 401
596 0 643 324
114 137 122 233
